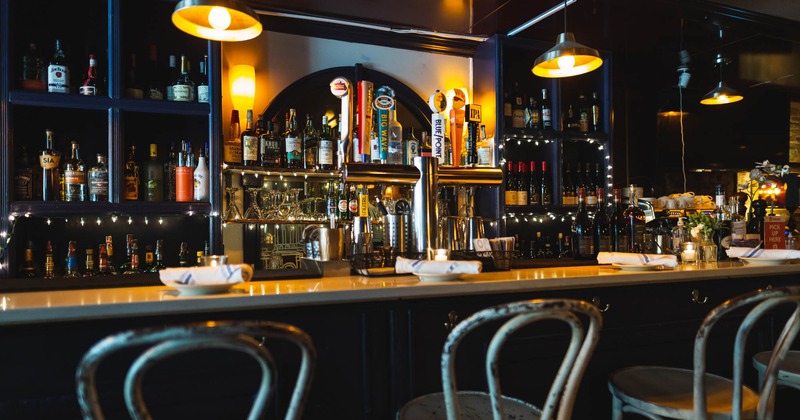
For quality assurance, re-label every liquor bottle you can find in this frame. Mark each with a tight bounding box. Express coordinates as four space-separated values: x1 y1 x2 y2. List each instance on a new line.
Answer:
593 187 611 254
327 181 337 218
585 163 597 207
504 161 518 206
302 113 318 170
224 110 242 165
143 144 164 201
118 234 134 274
40 129 61 201
578 91 590 132
47 39 69 93
564 105 578 130
193 143 209 201
540 161 552 206
241 109 258 166
622 185 647 252
83 248 97 277
64 241 80 278
123 240 141 274
197 54 209 104
125 53 144 99
558 232 572 258
572 187 594 259
88 154 109 202
503 91 513 127
44 240 56 278
124 145 139 201
562 163 575 206
178 241 190 267
20 241 39 278
318 115 335 170
148 239 167 272
172 54 194 102
166 55 177 101
78 54 97 96
105 236 118 275
175 142 193 202
285 109 303 169
714 184 726 221
21 41 45 90
594 163 603 198
63 141 86 202
476 125 491 167
525 94 540 129
144 247 154 272
730 197 747 241
540 88 552 130
590 92 602 132
337 183 349 221
671 217 687 254
511 82 525 128
165 141 177 200
146 44 165 100
528 161 541 206
347 185 358 219
97 244 112 275
14 145 35 200
260 117 283 167
388 109 404 165
516 162 528 206
405 127 420 166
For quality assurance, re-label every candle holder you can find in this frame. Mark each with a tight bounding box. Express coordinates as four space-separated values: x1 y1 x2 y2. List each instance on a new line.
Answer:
429 248 450 261
680 242 697 264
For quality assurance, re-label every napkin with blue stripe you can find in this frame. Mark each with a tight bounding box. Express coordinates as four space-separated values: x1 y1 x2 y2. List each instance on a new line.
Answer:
726 247 800 259
395 257 482 274
597 252 678 267
159 264 253 285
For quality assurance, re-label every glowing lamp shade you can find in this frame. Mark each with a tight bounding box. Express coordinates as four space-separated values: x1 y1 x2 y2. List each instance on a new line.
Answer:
532 32 603 78
230 64 255 113
172 0 262 42
700 81 743 105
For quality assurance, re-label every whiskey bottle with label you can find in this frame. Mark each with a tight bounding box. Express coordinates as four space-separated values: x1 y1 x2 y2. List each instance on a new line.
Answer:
88 154 109 202
40 129 61 201
124 145 140 201
224 110 242 165
63 141 86 202
241 109 258 166
144 144 163 201
172 54 194 102
47 39 69 93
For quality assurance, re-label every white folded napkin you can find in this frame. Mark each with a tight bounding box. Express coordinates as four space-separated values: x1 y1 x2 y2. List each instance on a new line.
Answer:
159 264 253 285
596 252 678 268
726 247 800 259
395 257 482 275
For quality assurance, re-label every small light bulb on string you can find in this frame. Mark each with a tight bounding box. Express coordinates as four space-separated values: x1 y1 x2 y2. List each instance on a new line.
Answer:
80 218 85 226
144 217 149 225
46 218 52 226
96 217 102 226
128 216 133 225
111 215 118 223
158 217 164 225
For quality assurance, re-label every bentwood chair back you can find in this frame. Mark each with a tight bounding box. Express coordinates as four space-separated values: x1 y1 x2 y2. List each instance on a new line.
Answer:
76 320 316 420
608 287 800 420
398 298 603 420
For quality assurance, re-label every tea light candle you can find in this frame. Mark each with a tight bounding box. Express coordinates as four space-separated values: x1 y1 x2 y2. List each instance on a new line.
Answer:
433 249 449 261
681 242 697 263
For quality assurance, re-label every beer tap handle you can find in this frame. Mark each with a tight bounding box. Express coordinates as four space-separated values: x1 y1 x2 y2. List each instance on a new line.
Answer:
330 77 353 172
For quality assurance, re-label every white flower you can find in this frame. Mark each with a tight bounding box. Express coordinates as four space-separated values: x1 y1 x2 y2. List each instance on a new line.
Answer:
690 226 701 237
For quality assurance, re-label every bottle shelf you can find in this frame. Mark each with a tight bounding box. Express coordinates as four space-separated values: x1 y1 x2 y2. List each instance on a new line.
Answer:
223 165 342 180
224 218 352 225
9 201 212 217
8 90 211 116
502 128 560 141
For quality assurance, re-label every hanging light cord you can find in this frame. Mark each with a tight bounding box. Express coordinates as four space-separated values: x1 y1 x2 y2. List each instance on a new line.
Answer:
679 18 687 193
563 0 568 31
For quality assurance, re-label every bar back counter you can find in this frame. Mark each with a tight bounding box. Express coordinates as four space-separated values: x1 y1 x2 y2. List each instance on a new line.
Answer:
1 262 798 419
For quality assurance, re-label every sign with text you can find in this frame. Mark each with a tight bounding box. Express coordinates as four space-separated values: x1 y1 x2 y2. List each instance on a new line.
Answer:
764 215 786 249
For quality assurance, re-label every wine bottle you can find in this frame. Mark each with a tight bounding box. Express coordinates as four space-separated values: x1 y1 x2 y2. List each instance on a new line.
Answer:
730 197 747 241
164 141 177 200
125 53 144 99
502 91 513 127
572 187 595 259
224 110 242 165
511 82 525 128
64 241 80 278
145 44 164 100
148 239 167 272
197 54 209 103
105 236 118 275
540 161 552 206
528 161 541 206
318 115 335 170
193 143 209 201
241 109 258 166
97 244 111 275
20 241 39 277
303 113 318 170
118 234 133 274
87 154 108 202
285 109 303 169
78 54 97 96
260 117 283 168
578 91 590 132
590 92 602 132
14 144 35 200
622 185 647 252
516 162 528 206
123 239 141 274
593 187 611 254
585 163 597 207
504 161 518 206
166 55 177 101
123 145 139 201
178 241 190 267
562 163 574 206
83 248 97 277
540 88 552 129
63 141 86 202
144 144 163 201
47 39 69 93
40 129 61 201
21 41 45 90
44 240 56 278
172 54 194 102
525 94 540 129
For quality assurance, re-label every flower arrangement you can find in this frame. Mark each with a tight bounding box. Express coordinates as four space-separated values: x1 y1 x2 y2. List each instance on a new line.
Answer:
738 160 789 205
685 213 723 242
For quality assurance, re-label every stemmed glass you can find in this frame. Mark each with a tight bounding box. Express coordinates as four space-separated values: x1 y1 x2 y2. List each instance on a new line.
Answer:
223 187 242 221
243 188 264 220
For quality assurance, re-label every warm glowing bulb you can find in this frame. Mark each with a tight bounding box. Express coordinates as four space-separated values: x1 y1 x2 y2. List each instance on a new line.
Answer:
717 95 729 104
557 55 575 69
208 7 231 30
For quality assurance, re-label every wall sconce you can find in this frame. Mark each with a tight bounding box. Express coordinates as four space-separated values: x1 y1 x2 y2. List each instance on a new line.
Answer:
230 64 256 113
172 0 262 42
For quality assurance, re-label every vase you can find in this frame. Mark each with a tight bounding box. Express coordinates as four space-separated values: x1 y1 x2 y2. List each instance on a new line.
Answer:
699 237 717 263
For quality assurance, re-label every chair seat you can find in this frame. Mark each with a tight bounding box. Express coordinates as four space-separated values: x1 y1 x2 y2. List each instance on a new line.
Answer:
398 390 542 420
753 350 800 389
608 366 760 419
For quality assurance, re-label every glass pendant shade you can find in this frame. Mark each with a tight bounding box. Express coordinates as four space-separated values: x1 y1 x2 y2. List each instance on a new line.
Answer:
532 32 603 78
172 0 262 42
700 81 743 105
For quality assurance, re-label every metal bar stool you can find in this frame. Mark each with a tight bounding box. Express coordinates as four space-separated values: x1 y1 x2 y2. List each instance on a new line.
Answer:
753 350 800 391
76 320 316 420
397 298 603 420
608 287 800 420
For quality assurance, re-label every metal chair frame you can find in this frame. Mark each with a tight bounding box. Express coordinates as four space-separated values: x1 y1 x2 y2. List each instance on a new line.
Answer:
752 350 800 392
76 320 316 420
608 287 800 420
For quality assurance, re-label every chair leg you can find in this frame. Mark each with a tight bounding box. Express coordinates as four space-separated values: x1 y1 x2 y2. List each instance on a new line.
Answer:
612 395 623 420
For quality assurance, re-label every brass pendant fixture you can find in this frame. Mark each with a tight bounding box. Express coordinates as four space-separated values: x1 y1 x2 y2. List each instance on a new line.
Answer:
172 0 262 42
700 30 743 105
532 0 603 78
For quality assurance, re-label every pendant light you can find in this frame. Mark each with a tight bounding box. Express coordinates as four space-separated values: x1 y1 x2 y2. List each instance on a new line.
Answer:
700 29 742 105
532 0 603 78
172 0 262 42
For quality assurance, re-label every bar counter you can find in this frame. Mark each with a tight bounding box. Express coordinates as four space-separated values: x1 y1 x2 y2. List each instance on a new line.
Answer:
2 260 798 326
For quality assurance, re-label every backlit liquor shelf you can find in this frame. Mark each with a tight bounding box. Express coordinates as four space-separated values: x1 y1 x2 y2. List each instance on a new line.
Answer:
9 201 212 217
223 165 341 180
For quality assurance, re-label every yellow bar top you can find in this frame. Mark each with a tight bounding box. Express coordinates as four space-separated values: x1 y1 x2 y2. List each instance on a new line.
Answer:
1 261 797 326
